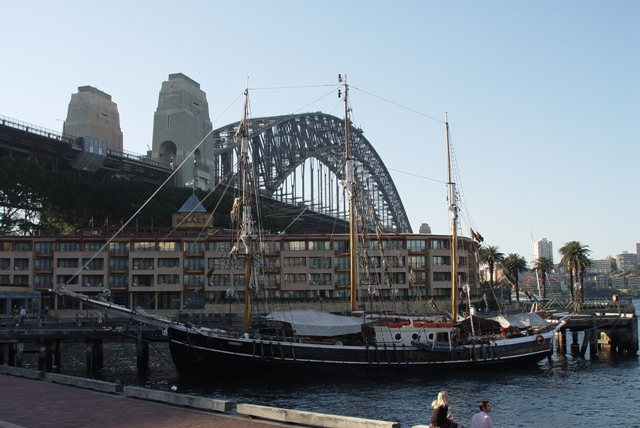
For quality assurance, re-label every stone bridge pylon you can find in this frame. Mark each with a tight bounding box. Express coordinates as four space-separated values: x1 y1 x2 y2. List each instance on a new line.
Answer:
152 73 411 233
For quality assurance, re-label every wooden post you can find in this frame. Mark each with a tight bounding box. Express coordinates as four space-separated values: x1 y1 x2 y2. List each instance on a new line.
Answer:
556 327 567 354
38 340 46 371
589 316 598 358
92 339 104 372
8 343 15 366
54 340 61 371
579 330 590 357
136 331 149 372
86 339 93 373
570 331 579 356
15 342 24 367
46 340 55 372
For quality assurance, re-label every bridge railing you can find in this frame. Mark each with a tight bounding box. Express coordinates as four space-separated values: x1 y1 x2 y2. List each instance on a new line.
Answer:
0 115 75 144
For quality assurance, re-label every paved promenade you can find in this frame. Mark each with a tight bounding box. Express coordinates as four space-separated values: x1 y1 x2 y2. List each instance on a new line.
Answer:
0 375 284 428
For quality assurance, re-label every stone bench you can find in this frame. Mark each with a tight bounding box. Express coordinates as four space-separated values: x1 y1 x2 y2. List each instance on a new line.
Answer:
46 373 123 393
236 403 400 428
0 365 46 380
124 386 232 413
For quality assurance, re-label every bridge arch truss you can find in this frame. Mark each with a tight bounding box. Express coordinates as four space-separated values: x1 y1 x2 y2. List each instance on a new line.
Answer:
210 113 412 233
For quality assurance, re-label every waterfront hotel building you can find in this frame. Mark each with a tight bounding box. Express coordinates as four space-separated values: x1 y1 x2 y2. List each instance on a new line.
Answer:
0 225 478 314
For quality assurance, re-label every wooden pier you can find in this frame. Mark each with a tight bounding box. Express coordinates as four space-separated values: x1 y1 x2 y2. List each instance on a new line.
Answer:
0 316 166 373
538 298 639 357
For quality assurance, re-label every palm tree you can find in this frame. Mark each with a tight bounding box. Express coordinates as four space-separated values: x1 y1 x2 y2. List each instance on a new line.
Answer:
501 253 528 302
478 245 504 290
532 256 553 299
559 241 592 302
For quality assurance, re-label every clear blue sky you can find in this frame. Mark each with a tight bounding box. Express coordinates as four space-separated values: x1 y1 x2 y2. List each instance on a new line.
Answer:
1 1 638 262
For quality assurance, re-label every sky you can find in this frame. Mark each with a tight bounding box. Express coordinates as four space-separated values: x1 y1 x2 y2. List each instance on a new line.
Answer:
0 1 638 262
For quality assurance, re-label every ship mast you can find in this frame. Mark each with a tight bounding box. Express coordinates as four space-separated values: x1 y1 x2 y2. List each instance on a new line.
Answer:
339 74 358 313
446 114 459 322
238 82 254 332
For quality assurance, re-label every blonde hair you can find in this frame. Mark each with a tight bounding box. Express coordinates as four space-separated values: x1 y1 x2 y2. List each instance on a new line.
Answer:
431 391 449 409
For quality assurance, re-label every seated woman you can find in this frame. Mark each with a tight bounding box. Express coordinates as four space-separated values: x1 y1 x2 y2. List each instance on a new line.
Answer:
430 391 458 428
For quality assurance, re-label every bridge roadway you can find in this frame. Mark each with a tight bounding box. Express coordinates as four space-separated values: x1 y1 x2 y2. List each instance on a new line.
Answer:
0 374 285 428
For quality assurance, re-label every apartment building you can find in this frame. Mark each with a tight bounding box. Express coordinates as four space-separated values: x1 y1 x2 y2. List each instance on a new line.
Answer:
0 231 478 313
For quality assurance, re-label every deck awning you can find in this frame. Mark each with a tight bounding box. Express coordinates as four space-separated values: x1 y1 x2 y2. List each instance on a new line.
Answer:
262 309 368 336
489 313 550 328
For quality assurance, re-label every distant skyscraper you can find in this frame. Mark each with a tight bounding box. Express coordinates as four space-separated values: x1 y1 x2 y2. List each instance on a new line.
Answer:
534 238 553 264
419 223 431 233
616 251 638 271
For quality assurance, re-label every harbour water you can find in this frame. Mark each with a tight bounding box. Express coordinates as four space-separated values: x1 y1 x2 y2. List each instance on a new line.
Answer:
21 300 640 428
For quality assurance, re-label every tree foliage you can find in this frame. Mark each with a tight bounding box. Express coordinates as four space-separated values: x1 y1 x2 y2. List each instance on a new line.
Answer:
501 253 528 302
0 157 301 236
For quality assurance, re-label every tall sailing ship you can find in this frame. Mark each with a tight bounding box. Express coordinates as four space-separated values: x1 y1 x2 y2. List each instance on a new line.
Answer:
56 76 567 377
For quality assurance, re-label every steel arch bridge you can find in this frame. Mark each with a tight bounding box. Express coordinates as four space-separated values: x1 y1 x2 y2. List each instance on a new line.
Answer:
210 112 412 233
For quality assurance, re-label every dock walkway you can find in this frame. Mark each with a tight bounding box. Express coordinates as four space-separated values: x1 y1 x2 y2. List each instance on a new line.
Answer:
0 374 283 428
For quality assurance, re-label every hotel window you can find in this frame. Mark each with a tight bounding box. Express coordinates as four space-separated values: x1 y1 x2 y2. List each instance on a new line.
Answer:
183 275 204 287
157 274 179 285
14 259 29 270
82 275 103 287
430 240 448 250
208 274 230 287
407 240 426 252
109 259 129 271
185 241 205 254
283 273 307 284
109 242 130 254
184 258 204 271
433 272 451 281
332 240 348 252
34 259 53 271
59 242 80 252
334 273 349 286
408 256 426 268
386 255 404 268
284 257 306 267
57 275 78 285
132 258 154 270
35 242 55 254
133 242 156 252
208 258 230 270
14 275 29 286
158 242 179 252
13 242 31 251
283 241 305 251
233 274 245 287
34 275 53 288
334 257 349 269
309 257 331 269
158 258 179 268
309 273 331 286
0 259 10 270
82 258 104 270
433 256 450 266
84 242 104 252
208 241 231 251
308 241 330 250
57 258 79 268
108 275 128 288
132 275 154 287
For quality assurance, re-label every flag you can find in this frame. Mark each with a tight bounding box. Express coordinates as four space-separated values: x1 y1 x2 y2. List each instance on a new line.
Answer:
89 217 93 227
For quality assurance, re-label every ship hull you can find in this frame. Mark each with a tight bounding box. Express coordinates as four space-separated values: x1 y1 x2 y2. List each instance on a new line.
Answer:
168 326 554 378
